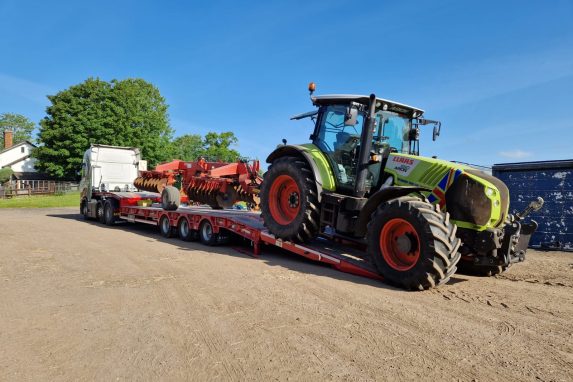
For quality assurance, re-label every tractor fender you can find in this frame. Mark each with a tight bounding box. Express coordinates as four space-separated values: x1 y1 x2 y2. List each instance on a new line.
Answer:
266 144 333 202
355 186 430 237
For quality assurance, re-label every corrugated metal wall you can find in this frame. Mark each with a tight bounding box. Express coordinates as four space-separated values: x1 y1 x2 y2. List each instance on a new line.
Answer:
493 160 573 251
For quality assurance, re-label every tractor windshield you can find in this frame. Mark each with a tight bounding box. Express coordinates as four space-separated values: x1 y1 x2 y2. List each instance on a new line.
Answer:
374 111 411 154
313 106 413 193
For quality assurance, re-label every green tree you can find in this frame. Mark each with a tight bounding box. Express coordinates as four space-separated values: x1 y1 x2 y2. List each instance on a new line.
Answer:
0 168 13 183
34 77 173 179
203 131 240 162
170 134 205 161
0 113 35 147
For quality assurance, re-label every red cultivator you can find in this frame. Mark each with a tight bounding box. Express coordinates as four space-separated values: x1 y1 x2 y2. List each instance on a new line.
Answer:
134 158 262 209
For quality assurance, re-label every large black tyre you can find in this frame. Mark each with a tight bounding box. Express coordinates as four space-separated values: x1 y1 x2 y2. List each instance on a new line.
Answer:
80 199 89 220
96 201 105 224
161 186 180 211
260 156 320 243
367 196 461 290
103 200 117 226
178 217 198 242
199 219 219 246
159 215 175 238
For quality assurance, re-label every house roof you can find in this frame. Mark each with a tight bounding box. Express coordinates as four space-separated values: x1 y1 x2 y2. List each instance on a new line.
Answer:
0 140 36 156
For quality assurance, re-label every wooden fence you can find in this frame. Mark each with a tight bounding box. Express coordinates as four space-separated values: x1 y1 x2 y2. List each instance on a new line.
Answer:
0 181 79 198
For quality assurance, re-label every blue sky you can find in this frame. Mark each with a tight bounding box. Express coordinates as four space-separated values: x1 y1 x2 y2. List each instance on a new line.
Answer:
0 0 572 167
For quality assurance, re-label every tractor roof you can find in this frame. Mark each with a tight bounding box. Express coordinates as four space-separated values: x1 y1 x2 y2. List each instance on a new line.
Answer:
311 94 424 118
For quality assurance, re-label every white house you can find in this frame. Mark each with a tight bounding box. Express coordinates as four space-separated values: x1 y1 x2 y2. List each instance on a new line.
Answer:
0 141 37 173
0 131 38 175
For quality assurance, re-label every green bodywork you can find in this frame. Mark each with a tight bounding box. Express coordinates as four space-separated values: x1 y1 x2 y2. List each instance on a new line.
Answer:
294 144 506 232
384 153 507 231
299 143 337 191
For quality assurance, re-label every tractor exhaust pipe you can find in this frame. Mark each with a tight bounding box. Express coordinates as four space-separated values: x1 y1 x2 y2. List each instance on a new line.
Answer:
354 94 377 198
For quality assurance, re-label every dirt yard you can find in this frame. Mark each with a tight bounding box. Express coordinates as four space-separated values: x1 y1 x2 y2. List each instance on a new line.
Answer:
0 208 571 381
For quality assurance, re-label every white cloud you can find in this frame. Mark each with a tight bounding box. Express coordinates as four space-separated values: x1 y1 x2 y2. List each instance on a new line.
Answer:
498 149 532 159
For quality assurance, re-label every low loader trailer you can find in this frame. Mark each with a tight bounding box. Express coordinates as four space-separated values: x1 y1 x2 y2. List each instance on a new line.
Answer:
89 189 383 281
80 144 381 281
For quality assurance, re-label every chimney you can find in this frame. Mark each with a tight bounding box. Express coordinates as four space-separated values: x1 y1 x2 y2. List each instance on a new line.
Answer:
3 130 13 149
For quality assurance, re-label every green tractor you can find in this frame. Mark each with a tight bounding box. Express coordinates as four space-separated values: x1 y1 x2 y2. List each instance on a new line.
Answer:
260 83 542 290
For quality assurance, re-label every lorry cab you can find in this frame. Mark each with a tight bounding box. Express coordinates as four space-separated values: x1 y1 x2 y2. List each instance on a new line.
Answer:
80 144 147 220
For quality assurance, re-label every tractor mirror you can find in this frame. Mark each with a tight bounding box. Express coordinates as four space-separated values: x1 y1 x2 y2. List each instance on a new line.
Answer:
344 106 358 126
432 122 441 141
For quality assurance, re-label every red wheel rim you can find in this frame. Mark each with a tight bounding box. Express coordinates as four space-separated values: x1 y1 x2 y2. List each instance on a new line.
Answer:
268 175 301 225
379 218 420 271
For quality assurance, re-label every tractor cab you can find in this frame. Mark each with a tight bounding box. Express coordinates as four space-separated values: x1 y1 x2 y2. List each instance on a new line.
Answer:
302 94 440 197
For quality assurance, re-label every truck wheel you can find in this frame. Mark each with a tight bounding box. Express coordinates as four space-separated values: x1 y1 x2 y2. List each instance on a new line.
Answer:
96 201 105 224
161 186 180 211
260 156 319 243
199 220 219 246
159 215 174 238
80 200 89 220
367 197 461 290
103 200 117 226
178 218 198 241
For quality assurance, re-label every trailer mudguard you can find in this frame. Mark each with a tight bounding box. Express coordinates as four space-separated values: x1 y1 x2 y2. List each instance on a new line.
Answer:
266 144 336 201
354 186 429 237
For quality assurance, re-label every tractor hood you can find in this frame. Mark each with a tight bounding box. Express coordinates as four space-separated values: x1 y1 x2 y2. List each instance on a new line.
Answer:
384 153 509 231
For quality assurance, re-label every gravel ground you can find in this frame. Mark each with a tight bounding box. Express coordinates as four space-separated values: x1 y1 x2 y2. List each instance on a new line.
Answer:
1 207 572 381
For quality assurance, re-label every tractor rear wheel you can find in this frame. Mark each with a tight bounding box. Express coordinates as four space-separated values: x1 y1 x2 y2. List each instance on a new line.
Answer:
260 156 319 243
368 196 461 290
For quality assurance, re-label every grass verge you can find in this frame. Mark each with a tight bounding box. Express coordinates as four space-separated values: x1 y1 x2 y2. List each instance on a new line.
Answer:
0 192 80 208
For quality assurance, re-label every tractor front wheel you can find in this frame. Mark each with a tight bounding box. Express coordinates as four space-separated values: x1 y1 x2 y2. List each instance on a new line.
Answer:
368 197 461 290
260 156 319 243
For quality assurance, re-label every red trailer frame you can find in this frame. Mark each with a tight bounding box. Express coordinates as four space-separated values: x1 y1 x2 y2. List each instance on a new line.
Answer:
92 191 383 282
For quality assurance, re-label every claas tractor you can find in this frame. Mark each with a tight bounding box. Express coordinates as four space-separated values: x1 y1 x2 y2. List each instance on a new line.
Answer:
260 83 542 290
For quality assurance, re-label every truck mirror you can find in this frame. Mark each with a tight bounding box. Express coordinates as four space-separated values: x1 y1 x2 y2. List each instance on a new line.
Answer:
344 106 358 126
432 123 441 141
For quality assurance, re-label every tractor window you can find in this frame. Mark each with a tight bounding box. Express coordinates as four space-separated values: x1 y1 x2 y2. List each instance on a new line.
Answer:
374 111 411 154
315 105 365 190
375 112 410 154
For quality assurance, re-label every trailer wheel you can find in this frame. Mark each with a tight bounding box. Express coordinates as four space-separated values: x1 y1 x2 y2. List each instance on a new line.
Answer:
161 186 180 211
96 201 105 224
260 156 319 243
367 196 461 290
159 215 174 238
178 218 198 241
199 219 219 246
103 200 117 226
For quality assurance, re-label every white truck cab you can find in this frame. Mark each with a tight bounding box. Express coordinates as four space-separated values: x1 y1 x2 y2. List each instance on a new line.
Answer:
80 144 147 220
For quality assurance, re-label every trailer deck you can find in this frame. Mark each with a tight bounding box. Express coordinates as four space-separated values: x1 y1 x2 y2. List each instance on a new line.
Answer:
98 191 382 282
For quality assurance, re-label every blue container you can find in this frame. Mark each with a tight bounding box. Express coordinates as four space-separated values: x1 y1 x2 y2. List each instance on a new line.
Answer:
493 160 573 251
